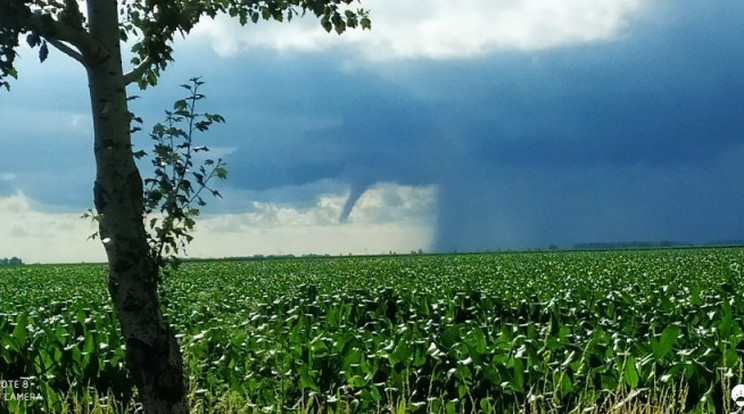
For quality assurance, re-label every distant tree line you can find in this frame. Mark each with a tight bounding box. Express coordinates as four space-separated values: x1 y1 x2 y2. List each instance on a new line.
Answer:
574 240 744 250
0 257 23 266
574 241 692 250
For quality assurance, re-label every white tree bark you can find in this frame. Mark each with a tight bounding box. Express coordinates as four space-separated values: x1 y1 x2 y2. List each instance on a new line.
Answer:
85 1 187 412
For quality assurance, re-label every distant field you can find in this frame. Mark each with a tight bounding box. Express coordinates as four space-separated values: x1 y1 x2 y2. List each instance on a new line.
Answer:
1 248 742 413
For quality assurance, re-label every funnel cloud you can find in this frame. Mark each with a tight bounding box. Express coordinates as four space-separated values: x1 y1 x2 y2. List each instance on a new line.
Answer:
339 180 373 223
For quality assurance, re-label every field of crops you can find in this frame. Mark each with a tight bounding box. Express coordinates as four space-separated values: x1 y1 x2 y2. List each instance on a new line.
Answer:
1 248 743 413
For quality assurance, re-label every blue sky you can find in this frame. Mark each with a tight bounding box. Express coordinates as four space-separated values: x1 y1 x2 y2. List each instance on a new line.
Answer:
1 0 743 262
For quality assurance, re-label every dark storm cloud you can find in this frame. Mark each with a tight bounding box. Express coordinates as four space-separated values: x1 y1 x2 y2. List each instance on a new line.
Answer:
156 53 446 196
235 8 735 166
2 1 742 252
190 1 744 250
425 2 744 250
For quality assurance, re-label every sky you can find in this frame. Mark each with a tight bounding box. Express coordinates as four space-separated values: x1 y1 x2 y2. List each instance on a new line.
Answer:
1 0 743 263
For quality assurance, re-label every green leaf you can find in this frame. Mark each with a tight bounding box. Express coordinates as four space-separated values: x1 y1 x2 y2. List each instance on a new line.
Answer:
173 99 188 111
147 70 158 87
298 365 319 391
334 19 346 35
718 312 733 338
470 326 487 354
12 314 28 348
361 17 371 30
558 371 573 396
26 33 41 48
39 41 49 63
624 355 639 388
511 357 525 392
321 17 332 33
214 167 227 179
653 325 681 360
390 337 413 365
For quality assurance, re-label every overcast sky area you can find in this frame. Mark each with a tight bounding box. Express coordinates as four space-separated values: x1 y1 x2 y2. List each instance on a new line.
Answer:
1 0 743 263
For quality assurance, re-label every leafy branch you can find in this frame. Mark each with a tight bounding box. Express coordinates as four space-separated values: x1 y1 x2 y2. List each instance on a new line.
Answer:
136 77 227 272
83 77 227 273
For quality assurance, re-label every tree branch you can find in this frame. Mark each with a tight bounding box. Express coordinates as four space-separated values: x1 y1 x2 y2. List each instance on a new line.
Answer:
46 38 83 63
25 10 99 67
123 57 153 86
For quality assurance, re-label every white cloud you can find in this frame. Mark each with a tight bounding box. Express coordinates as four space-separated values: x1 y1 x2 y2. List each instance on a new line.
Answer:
204 183 435 230
0 184 435 262
0 173 15 181
192 0 645 60
189 183 436 257
351 184 436 224
0 193 103 263
189 221 433 257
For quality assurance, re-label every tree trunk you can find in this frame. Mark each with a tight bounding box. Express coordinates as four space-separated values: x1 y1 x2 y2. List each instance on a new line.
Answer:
84 1 187 413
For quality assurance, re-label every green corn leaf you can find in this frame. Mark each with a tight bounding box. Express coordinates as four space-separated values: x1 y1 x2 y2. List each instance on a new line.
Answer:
624 355 639 388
